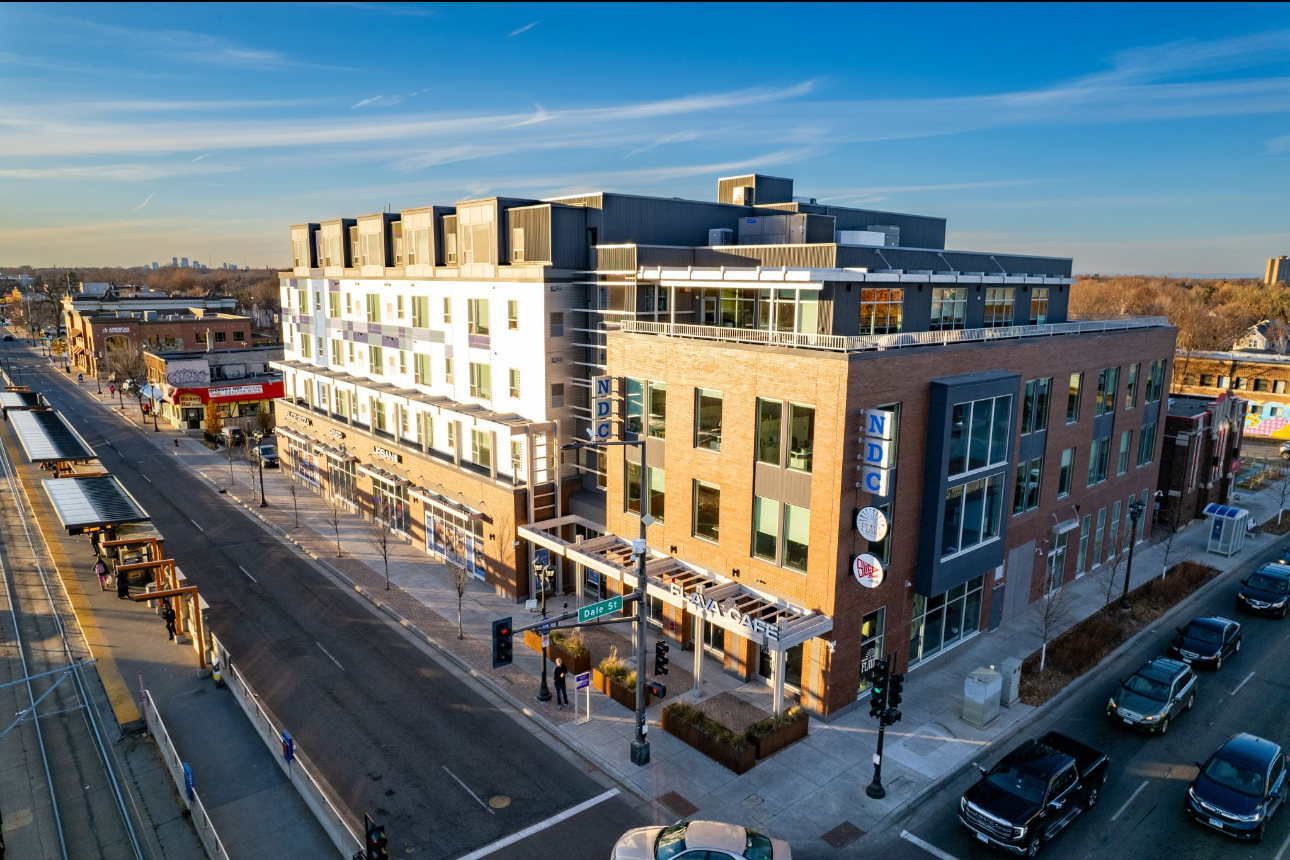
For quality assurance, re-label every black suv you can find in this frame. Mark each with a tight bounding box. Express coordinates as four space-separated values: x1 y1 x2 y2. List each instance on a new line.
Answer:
1169 616 1241 670
1239 564 1290 617
1107 658 1197 734
1186 733 1287 841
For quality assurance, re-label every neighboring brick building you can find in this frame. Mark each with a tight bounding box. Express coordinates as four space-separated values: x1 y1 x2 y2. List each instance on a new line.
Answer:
143 345 284 432
1174 350 1290 441
1156 393 1246 529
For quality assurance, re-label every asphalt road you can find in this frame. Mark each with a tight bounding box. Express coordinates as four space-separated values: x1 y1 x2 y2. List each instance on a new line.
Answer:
6 344 645 860
866 536 1290 860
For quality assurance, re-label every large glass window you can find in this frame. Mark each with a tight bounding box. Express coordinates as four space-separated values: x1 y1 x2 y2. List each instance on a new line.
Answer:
753 496 779 561
695 389 723 451
1058 447 1074 498
784 505 810 572
1092 507 1107 566
369 345 384 375
1021 378 1052 435
859 288 903 335
1095 366 1119 417
467 298 490 335
469 362 491 399
366 294 381 323
1146 359 1166 402
471 429 492 470
625 378 644 435
1029 288 1049 324
757 399 782 465
1013 457 1043 514
788 404 815 472
909 576 984 665
1118 430 1132 475
1075 514 1091 575
1066 372 1082 423
1138 421 1158 466
942 474 1004 557
693 481 720 541
626 461 642 515
647 381 667 439
858 608 886 695
1087 436 1111 486
372 477 409 535
647 467 665 522
983 288 1015 327
1124 363 1140 409
930 287 967 331
949 395 1011 478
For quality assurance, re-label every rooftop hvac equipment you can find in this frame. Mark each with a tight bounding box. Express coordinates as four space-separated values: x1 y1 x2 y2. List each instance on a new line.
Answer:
836 230 887 246
708 228 734 246
870 225 901 247
792 196 818 204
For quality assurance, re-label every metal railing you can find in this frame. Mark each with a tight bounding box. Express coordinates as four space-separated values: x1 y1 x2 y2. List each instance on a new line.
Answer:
212 634 362 858
141 690 231 859
615 316 1170 353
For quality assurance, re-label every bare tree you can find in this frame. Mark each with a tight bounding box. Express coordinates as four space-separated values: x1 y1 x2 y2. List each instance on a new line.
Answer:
451 562 471 639
285 472 300 527
1033 582 1074 672
368 500 393 590
1157 526 1181 580
243 439 260 502
1093 520 1136 606
326 499 344 557
104 349 146 414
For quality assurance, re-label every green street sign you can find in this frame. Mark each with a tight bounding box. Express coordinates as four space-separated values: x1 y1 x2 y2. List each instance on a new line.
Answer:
578 595 623 624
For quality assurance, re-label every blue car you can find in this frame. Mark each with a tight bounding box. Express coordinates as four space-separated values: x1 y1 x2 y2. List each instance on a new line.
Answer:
1186 733 1287 841
1238 564 1290 617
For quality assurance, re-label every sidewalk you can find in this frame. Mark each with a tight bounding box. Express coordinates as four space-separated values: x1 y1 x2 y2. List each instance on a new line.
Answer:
10 375 335 860
93 380 1290 855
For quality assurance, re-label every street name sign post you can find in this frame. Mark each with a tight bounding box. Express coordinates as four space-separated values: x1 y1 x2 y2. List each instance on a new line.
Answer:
575 671 591 724
578 595 623 623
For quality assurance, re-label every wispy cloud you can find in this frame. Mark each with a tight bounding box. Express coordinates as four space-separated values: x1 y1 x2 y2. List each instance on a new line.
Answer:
352 95 406 109
0 163 238 181
120 191 156 222
509 21 539 37
191 153 213 163
1265 132 1290 153
625 130 702 158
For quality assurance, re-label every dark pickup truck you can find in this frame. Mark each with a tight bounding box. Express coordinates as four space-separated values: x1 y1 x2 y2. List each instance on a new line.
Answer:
959 731 1109 857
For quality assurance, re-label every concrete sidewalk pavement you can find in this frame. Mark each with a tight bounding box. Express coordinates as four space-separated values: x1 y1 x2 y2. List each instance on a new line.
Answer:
88 371 1290 856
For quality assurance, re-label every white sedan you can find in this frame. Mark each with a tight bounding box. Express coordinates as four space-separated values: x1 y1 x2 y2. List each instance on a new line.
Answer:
611 820 791 860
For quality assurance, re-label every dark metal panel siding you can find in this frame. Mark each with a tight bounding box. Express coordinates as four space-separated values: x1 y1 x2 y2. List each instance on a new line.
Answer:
598 195 750 246
636 246 696 268
695 244 837 268
549 205 588 269
766 203 947 249
941 251 1072 277
903 282 933 331
823 283 859 336
1048 283 1070 324
805 213 836 243
753 175 794 204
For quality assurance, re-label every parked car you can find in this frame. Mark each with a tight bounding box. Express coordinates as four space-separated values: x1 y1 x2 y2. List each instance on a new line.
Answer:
1279 441 1290 460
959 731 1109 856
1169 616 1242 669
611 820 791 860
1107 658 1197 734
1185 733 1286 841
1 334 12 342
257 442 279 468
221 427 245 447
1238 564 1290 617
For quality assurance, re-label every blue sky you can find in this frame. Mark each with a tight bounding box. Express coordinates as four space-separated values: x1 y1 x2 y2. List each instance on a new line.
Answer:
2 2 1288 275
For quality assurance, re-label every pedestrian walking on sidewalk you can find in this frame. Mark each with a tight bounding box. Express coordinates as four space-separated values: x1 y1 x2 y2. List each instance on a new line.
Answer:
116 570 130 600
94 558 109 590
161 602 176 641
553 657 568 709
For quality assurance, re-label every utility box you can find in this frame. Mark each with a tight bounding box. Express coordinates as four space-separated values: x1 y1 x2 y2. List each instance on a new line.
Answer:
999 657 1023 708
963 666 1003 728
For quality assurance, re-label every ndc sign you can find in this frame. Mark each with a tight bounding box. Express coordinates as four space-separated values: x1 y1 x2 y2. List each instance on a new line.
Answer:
591 375 613 441
858 408 895 496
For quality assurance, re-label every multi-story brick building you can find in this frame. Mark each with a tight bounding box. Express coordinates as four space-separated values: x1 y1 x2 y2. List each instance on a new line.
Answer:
1173 350 1290 441
273 174 1176 717
1156 393 1246 529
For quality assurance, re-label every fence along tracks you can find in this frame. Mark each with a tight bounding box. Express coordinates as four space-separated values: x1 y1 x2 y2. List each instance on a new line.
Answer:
0 427 145 860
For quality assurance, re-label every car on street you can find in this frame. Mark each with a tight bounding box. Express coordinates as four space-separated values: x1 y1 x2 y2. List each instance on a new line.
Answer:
1185 733 1287 841
257 441 279 468
1279 441 1290 460
611 820 791 860
221 427 245 447
959 730 1109 856
1169 616 1242 669
1 334 12 341
1107 657 1197 734
1238 564 1290 617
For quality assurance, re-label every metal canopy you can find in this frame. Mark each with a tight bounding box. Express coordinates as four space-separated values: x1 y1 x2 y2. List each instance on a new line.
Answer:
0 391 44 410
10 409 96 462
1203 503 1245 520
42 476 150 534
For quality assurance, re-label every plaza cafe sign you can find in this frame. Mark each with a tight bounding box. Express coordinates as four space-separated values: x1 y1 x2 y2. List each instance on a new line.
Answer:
668 582 782 641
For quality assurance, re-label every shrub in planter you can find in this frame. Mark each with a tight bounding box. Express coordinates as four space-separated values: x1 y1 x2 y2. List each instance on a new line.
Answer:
593 647 649 710
662 701 755 774
746 706 809 759
550 629 592 675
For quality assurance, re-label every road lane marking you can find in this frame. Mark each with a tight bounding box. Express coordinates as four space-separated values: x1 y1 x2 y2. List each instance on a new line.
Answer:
238 565 257 584
1231 671 1255 697
189 519 204 532
454 788 620 860
315 641 343 670
1275 830 1290 860
141 475 152 484
443 765 493 815
899 831 964 860
1111 779 1150 822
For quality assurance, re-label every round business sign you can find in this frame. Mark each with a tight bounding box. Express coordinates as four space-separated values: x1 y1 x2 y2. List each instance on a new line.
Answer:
852 553 885 589
855 506 889 542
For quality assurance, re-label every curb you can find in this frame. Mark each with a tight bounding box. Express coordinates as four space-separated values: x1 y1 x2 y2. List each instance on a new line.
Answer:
877 528 1290 835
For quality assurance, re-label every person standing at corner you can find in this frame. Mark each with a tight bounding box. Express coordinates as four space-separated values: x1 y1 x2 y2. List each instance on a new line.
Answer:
161 601 177 641
553 656 569 709
116 568 130 600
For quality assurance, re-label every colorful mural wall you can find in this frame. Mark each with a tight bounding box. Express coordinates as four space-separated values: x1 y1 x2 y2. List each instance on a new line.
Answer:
1243 399 1290 439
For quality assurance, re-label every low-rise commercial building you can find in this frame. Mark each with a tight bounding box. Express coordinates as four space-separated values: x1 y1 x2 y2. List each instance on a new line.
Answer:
1156 393 1246 530
1173 350 1290 441
144 345 283 432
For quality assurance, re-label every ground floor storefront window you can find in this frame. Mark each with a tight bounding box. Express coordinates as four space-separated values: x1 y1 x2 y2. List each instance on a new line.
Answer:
427 509 485 578
372 477 409 534
286 438 322 489
857 607 886 695
328 458 356 508
758 641 805 692
909 575 985 665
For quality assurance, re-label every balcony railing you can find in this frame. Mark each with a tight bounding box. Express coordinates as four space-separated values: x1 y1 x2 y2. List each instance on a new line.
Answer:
613 316 1170 353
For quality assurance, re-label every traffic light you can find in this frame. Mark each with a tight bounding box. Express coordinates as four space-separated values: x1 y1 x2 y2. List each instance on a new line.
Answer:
647 679 666 698
654 639 670 676
364 817 388 860
869 659 889 719
492 617 513 668
883 669 905 726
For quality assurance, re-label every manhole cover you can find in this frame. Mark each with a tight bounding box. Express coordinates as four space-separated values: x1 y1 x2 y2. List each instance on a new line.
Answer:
488 795 511 809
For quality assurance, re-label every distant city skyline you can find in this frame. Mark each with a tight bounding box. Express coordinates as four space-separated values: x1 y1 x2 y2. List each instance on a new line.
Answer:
1 3 1287 274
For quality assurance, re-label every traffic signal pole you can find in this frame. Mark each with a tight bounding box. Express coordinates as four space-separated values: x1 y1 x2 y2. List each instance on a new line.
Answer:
866 654 892 799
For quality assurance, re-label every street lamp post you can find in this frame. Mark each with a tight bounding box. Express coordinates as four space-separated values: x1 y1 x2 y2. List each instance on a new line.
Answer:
563 433 652 766
254 432 268 507
1120 500 1147 610
536 564 554 702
